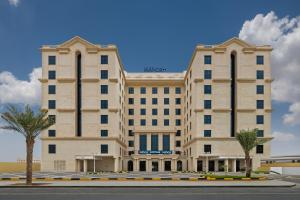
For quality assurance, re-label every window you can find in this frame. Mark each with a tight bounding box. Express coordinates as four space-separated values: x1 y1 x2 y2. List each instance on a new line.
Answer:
100 70 108 79
176 119 181 126
204 130 211 137
140 109 146 115
164 87 169 94
128 98 134 104
128 119 134 126
204 55 212 64
48 56 56 65
256 55 264 65
48 71 56 79
48 144 56 154
152 109 157 115
204 85 212 94
256 145 264 154
256 70 264 79
164 119 169 126
128 130 134 136
140 135 147 151
256 115 264 124
152 87 157 94
128 109 134 115
204 144 211 153
164 108 169 115
164 98 169 105
100 130 108 137
48 100 56 109
140 87 146 94
101 85 108 94
101 55 108 64
48 115 56 123
257 85 264 94
140 98 146 105
152 119 158 126
175 87 181 94
163 135 170 151
175 98 181 105
101 144 108 153
100 100 108 109
101 115 108 124
151 135 159 151
175 108 181 115
48 130 56 137
257 130 264 137
204 70 212 79
176 130 181 136
176 141 181 147
256 100 264 109
128 141 134 147
152 98 158 105
204 100 211 109
128 87 134 94
48 85 56 94
204 115 211 124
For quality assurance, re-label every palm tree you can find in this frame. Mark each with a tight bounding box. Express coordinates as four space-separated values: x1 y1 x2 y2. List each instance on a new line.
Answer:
236 129 267 178
0 105 54 185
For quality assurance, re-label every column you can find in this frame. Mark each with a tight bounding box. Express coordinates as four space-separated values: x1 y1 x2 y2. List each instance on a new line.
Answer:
171 159 176 171
114 157 119 172
225 159 229 173
170 133 175 152
133 159 138 172
83 159 88 173
192 158 197 172
158 134 163 151
205 157 209 173
214 160 218 172
147 133 151 151
232 159 236 173
147 158 151 172
134 134 139 154
159 158 163 172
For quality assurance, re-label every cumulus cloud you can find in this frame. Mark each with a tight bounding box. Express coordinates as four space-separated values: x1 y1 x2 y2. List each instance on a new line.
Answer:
239 11 300 125
8 0 20 7
0 68 41 105
272 131 297 142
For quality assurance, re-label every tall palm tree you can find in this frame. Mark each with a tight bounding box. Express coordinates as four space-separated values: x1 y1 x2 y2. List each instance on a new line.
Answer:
0 105 54 185
236 129 267 178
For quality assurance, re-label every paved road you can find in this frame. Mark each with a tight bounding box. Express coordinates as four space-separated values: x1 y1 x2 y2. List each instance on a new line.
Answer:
0 187 299 200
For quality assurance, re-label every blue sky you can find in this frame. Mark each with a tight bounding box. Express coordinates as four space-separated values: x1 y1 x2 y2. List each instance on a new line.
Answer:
0 0 300 161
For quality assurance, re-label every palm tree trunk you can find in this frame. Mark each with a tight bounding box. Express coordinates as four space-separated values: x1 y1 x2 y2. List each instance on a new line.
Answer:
245 152 251 178
26 138 34 185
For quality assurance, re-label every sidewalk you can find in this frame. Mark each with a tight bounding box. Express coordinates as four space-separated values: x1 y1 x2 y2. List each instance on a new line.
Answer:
0 180 296 187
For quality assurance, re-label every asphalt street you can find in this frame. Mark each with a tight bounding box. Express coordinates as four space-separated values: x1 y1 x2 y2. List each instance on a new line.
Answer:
0 187 299 200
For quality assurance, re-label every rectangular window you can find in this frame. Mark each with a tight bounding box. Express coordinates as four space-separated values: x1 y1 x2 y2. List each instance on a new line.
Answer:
100 85 108 94
48 144 56 154
256 70 264 79
257 85 264 94
128 109 134 115
48 71 56 79
175 98 181 105
139 135 147 151
256 100 264 109
100 130 108 137
101 144 108 154
128 87 134 94
164 119 169 126
100 100 108 109
100 70 108 79
204 115 212 124
163 135 170 151
152 119 157 126
256 115 264 124
152 87 157 94
140 109 146 115
256 55 264 65
151 135 159 151
204 144 211 153
176 141 181 147
48 56 56 65
204 70 212 79
175 108 181 115
140 87 146 94
164 87 169 94
140 98 146 105
128 141 134 147
204 130 211 137
128 130 134 136
257 130 264 137
204 55 212 64
256 145 264 154
100 115 108 124
176 130 181 136
48 130 56 137
128 98 134 104
152 109 158 115
164 108 169 115
48 100 56 109
101 55 108 64
48 85 56 94
152 98 158 105
176 119 181 126
164 98 169 105
128 119 134 126
204 85 212 94
204 100 212 109
48 115 56 123
175 87 181 94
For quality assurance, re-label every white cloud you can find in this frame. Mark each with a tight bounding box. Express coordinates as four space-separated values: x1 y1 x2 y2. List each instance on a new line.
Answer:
272 131 296 142
8 0 20 7
239 11 300 125
0 68 41 105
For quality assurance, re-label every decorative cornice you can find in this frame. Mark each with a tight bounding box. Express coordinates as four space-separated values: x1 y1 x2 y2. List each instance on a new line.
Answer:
194 78 204 83
213 79 231 83
237 78 256 83
57 48 70 54
86 48 98 54
108 108 119 112
265 108 272 113
236 109 256 112
81 108 99 112
242 48 255 54
133 129 177 133
81 78 99 83
57 108 75 112
109 78 118 83
213 108 231 112
194 109 204 112
57 78 76 83
213 47 226 53
265 78 274 83
39 78 48 83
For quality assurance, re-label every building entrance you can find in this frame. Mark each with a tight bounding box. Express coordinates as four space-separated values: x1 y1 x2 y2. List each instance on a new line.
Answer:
152 161 159 172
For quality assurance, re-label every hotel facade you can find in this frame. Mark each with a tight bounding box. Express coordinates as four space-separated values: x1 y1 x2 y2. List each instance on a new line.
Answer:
40 36 272 172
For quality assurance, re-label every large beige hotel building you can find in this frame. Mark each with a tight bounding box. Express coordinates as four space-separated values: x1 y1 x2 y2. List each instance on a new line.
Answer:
40 36 272 172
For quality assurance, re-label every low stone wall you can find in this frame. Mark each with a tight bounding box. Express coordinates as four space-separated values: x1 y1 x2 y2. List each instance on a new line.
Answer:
0 162 40 172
